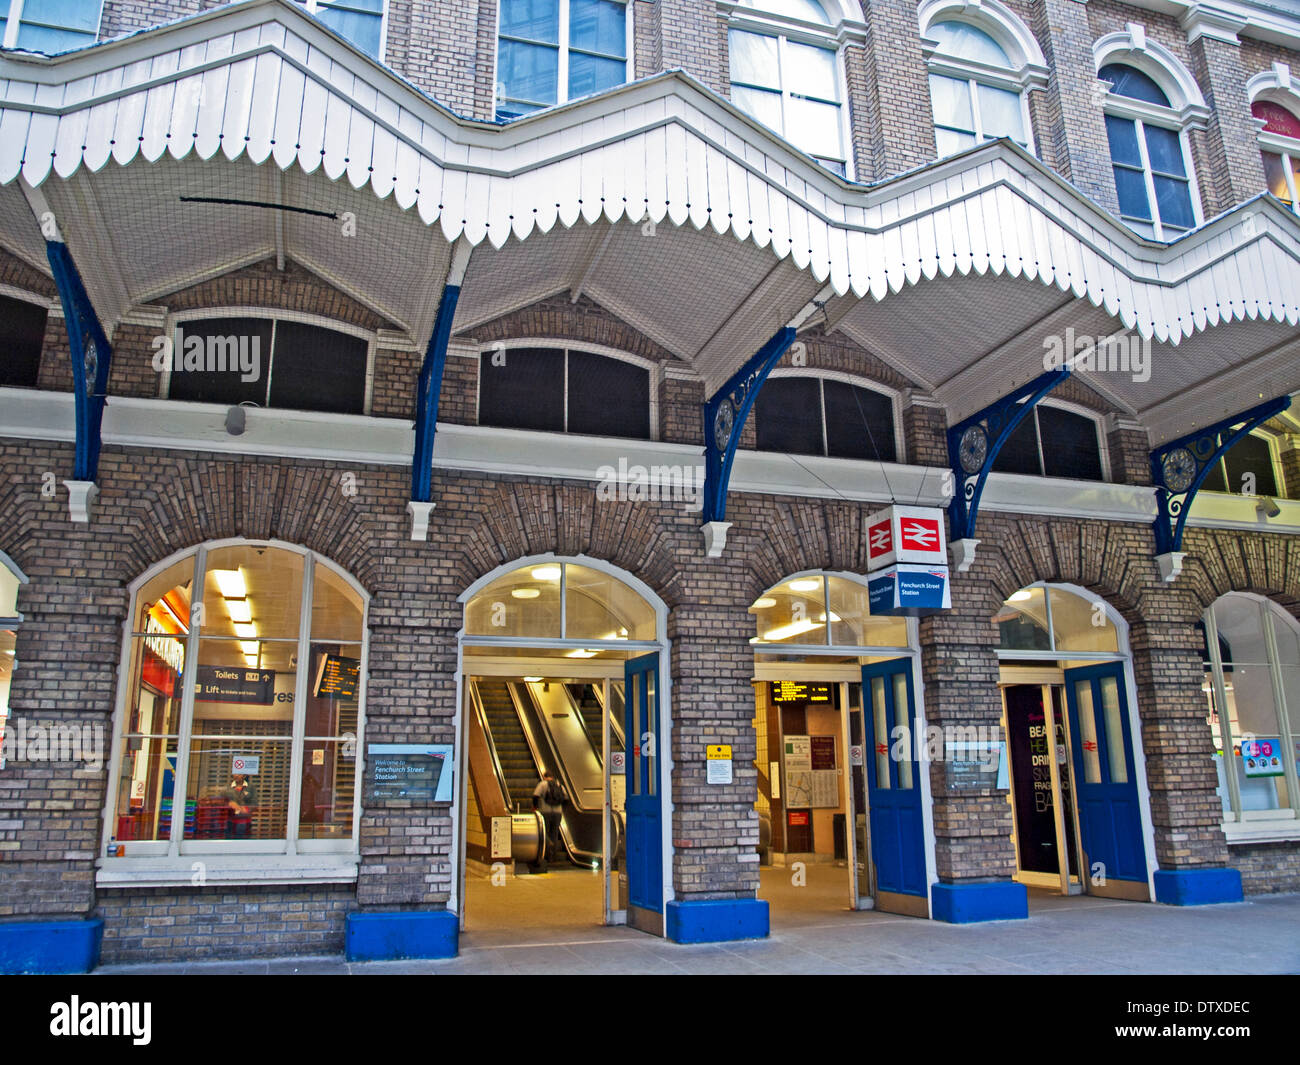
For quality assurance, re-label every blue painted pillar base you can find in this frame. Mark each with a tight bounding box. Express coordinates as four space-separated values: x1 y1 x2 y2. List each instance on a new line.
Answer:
1153 867 1243 906
666 899 769 943
931 880 1028 923
345 911 458 961
0 918 103 974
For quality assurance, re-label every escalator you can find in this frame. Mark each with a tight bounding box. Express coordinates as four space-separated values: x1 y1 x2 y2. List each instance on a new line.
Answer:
476 681 540 811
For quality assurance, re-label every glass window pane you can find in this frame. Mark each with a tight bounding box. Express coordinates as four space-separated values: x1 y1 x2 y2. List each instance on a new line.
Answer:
995 587 1051 651
893 673 912 790
568 0 624 56
1144 125 1186 177
628 674 641 796
823 381 895 462
0 294 47 388
728 30 780 90
299 642 361 839
185 738 291 840
312 565 364 642
269 322 368 415
201 546 304 643
1098 676 1127 784
827 577 908 648
755 377 823 455
1252 100 1300 139
1153 175 1195 231
566 351 649 439
785 96 843 161
755 0 831 24
1073 680 1102 784
315 6 382 56
871 677 890 790
170 318 273 406
1105 114 1142 167
1099 64 1170 107
1113 167 1152 222
500 0 559 43
930 74 973 134
784 40 837 101
731 85 784 135
935 127 976 157
977 84 1024 142
568 51 626 98
1038 405 1103 481
1263 152 1293 204
645 671 657 797
564 564 657 642
990 408 1041 475
929 20 1012 67
464 563 563 638
750 575 827 645
1222 432 1278 498
1049 588 1119 654
133 556 197 634
498 40 559 107
478 347 565 431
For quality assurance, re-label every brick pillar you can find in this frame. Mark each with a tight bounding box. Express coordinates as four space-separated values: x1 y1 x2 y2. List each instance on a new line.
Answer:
842 40 878 183
1280 436 1300 500
902 391 947 468
1184 17 1267 215
633 0 662 80
1105 415 1152 487
1031 0 1122 215
918 584 1025 921
665 594 767 941
659 0 727 95
861 0 936 176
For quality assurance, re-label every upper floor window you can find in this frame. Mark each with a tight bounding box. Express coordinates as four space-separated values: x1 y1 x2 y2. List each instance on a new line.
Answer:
478 346 651 440
1197 430 1285 499
495 0 629 120
925 20 1030 157
0 0 102 53
0 292 48 388
1099 62 1198 240
991 401 1105 481
727 0 847 175
296 0 386 59
167 317 371 417
1253 100 1300 213
755 375 897 462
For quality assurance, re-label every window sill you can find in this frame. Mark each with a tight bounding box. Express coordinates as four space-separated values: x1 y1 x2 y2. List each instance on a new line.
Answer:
95 854 360 888
1223 820 1300 845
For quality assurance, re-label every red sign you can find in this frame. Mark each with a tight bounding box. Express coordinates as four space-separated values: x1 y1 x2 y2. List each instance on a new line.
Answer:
900 517 941 552
1083 740 1098 752
868 519 893 561
787 811 810 827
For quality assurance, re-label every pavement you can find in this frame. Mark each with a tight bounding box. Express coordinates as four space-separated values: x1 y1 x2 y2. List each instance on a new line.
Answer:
93 870 1300 975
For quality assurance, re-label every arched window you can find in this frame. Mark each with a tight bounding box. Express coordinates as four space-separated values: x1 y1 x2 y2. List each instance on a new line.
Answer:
104 543 367 864
755 373 898 462
989 400 1106 481
995 584 1121 655
166 314 374 416
727 0 849 175
1253 100 1300 212
1097 58 1202 240
1200 593 1300 826
495 0 630 119
1195 428 1285 499
922 12 1039 158
0 554 25 769
477 344 652 440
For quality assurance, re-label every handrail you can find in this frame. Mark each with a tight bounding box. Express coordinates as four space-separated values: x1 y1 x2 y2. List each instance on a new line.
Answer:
586 681 626 749
469 680 514 814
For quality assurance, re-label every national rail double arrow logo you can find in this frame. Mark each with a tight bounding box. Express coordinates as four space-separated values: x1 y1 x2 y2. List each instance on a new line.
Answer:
900 519 940 551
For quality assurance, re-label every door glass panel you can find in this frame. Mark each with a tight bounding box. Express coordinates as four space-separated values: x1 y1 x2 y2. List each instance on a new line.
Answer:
893 672 912 790
1098 675 1127 784
628 674 641 796
1074 680 1102 783
871 676 890 789
644 671 657 797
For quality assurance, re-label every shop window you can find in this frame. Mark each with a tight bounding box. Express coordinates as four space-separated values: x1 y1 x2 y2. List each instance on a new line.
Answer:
168 317 370 416
1201 594 1300 823
477 346 650 439
295 0 386 59
989 402 1104 481
925 19 1032 158
727 0 847 174
0 293 47 388
1099 63 1198 240
755 375 897 462
1196 430 1282 499
495 0 629 119
0 556 22 770
107 544 366 855
1252 100 1300 213
1 0 103 53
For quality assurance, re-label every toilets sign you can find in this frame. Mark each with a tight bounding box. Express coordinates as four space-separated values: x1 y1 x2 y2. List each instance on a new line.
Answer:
866 505 947 570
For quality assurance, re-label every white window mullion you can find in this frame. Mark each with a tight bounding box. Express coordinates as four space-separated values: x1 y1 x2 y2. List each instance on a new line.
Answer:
1261 605 1300 817
169 545 208 856
558 0 571 104
1134 118 1164 240
285 552 315 853
2 0 22 49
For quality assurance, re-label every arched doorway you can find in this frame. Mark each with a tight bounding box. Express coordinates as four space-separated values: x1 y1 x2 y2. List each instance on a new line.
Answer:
994 583 1154 901
749 571 934 920
454 555 670 937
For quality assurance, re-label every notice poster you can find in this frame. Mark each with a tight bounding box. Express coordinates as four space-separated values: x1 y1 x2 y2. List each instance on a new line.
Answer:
1004 688 1059 875
811 769 839 808
784 735 812 808
811 736 836 770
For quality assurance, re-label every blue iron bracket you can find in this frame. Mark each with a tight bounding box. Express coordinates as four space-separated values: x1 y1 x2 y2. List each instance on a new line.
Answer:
946 368 1071 542
701 327 796 524
410 282 463 503
1150 394 1292 555
46 242 113 483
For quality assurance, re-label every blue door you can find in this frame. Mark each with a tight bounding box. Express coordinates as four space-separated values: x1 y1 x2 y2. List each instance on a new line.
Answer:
862 658 927 910
1063 663 1147 891
624 652 663 929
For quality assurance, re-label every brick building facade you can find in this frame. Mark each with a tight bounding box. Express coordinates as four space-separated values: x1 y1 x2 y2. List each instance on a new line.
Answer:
0 0 1299 968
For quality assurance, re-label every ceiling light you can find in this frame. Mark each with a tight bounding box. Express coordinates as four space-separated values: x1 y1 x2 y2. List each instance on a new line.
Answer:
1008 590 1034 603
566 649 597 658
600 630 628 641
523 676 543 682
511 588 540 599
211 568 247 599
760 619 823 642
233 623 258 640
243 654 259 667
789 579 820 592
225 599 252 623
239 641 259 657
752 597 777 609
531 565 562 581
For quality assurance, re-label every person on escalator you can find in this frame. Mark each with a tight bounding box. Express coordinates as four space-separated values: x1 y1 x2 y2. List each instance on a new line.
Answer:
531 772 569 873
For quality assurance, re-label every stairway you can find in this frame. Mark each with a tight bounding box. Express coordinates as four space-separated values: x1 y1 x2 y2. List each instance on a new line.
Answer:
476 681 539 811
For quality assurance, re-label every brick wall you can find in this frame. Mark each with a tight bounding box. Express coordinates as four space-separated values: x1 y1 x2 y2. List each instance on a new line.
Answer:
1231 841 1300 895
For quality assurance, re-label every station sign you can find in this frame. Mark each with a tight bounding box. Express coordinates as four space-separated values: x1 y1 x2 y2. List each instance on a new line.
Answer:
867 563 952 615
865 505 948 571
365 743 453 804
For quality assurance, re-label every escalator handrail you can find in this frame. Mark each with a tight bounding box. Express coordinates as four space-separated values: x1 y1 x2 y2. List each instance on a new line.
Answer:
469 680 515 814
586 682 626 749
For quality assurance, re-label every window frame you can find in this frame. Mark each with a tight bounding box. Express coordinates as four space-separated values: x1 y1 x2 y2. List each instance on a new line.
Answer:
100 540 370 871
0 0 104 53
493 0 634 120
165 309 377 417
991 398 1110 482
1198 428 1287 500
298 0 389 62
473 339 658 441
1102 98 1201 240
761 369 903 462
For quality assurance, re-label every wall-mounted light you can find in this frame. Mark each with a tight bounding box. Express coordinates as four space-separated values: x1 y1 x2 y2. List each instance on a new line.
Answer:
1257 496 1281 518
225 405 246 436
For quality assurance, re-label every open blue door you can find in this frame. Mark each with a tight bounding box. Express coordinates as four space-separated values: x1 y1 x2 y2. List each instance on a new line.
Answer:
862 658 928 916
624 652 663 933
1063 663 1148 897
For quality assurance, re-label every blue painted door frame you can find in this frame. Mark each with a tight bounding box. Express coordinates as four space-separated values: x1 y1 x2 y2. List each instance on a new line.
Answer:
1062 663 1147 888
624 652 663 916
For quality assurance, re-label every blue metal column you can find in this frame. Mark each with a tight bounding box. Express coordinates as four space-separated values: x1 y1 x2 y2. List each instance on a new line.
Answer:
410 282 463 503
